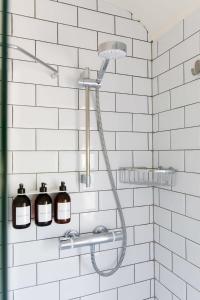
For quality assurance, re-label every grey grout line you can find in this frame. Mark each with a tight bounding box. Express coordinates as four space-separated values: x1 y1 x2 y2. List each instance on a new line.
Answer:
156 279 180 300
8 80 151 99
9 33 149 61
155 220 200 254
12 11 148 42
154 28 200 60
10 61 151 83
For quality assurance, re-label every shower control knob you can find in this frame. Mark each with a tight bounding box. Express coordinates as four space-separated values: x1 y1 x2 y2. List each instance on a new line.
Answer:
93 225 108 234
62 230 80 240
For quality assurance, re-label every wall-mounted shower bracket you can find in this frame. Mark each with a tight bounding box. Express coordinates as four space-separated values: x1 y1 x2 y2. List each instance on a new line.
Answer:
60 226 123 250
79 77 101 88
78 69 101 88
80 173 91 187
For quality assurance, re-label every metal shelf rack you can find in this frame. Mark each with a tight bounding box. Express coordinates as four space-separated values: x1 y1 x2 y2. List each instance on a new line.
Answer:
119 166 176 187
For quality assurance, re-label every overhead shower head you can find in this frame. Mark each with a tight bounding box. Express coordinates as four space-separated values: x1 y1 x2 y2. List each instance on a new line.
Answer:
78 41 127 88
98 41 127 60
96 41 127 84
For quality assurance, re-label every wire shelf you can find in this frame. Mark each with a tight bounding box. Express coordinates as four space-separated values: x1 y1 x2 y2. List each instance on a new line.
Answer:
119 167 176 187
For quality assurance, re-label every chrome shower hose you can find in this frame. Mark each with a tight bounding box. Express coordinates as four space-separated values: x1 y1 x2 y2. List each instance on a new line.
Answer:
90 88 127 277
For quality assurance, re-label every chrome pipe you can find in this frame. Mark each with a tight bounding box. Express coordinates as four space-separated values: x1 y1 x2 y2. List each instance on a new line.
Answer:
60 230 123 250
2 43 58 77
85 85 91 187
79 68 92 187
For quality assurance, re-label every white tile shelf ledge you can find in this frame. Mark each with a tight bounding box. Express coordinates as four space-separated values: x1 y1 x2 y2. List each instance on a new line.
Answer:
119 166 176 186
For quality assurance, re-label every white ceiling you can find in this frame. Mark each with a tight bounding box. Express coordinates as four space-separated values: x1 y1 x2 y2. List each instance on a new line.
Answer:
107 0 200 40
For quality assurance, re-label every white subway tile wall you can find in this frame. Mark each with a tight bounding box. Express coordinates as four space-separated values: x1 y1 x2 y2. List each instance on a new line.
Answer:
10 1 200 299
8 1 153 300
153 10 200 300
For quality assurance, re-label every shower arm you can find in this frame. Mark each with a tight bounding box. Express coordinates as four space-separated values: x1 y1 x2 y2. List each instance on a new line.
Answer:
2 43 58 78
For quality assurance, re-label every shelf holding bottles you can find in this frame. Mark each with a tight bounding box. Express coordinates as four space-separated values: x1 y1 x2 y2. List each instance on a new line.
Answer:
119 166 176 187
12 182 71 229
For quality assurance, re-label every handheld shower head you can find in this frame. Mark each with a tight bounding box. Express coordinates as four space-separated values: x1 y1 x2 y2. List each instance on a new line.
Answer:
98 41 127 60
97 41 127 84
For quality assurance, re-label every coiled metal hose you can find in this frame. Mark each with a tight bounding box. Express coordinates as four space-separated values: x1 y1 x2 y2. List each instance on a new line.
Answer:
90 88 127 277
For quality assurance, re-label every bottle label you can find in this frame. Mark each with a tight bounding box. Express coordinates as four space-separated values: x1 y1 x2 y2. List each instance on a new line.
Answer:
16 206 30 226
57 202 71 220
38 204 52 222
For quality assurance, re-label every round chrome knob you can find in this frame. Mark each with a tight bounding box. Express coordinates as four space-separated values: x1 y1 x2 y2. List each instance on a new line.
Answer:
64 230 80 239
93 225 108 234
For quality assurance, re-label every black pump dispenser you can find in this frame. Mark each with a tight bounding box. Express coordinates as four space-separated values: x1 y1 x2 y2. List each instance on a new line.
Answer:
35 183 52 227
40 183 47 193
54 181 71 224
60 181 67 191
18 183 25 194
12 184 31 229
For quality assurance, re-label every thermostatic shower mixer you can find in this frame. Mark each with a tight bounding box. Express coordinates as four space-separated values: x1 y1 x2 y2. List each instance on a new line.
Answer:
60 226 123 250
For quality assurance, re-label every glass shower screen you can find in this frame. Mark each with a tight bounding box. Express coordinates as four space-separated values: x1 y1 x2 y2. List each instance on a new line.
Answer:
0 0 8 299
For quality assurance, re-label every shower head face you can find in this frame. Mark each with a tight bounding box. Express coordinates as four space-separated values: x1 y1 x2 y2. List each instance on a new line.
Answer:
98 41 127 60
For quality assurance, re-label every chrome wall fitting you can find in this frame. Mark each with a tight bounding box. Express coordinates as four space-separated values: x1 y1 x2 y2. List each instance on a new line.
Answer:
78 69 101 89
3 43 58 77
79 68 92 188
191 60 200 76
93 225 108 234
80 174 91 188
78 78 101 88
60 227 123 250
62 230 80 239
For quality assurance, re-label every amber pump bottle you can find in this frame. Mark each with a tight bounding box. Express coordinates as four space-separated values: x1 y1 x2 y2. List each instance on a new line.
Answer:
35 183 52 226
54 181 71 224
12 184 31 229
